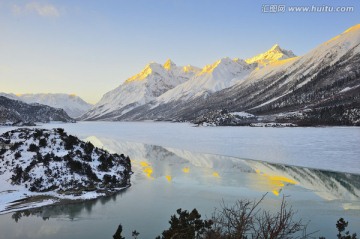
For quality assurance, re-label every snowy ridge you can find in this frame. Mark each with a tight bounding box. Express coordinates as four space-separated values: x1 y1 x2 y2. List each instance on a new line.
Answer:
156 57 255 104
0 93 92 118
240 23 360 109
81 59 200 120
0 128 132 214
81 24 360 123
245 44 296 67
17 93 92 118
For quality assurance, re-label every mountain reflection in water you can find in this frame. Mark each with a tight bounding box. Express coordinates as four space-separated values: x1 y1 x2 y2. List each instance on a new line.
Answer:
91 136 359 202
6 136 359 239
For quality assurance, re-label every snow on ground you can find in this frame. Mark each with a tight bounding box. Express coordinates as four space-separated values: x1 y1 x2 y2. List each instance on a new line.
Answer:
0 128 131 214
230 111 255 118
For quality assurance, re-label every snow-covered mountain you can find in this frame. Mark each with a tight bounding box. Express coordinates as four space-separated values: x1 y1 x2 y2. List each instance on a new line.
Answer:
80 45 294 121
17 93 92 118
245 44 296 67
0 96 75 125
81 59 200 120
82 24 360 125
219 23 360 117
156 57 255 104
0 93 20 101
0 93 92 118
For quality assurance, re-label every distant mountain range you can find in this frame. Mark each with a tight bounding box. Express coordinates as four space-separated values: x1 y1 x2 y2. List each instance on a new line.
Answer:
81 24 360 126
0 96 74 125
0 93 92 118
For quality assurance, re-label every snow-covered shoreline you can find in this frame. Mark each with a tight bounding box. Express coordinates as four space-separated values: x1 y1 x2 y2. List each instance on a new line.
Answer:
0 128 132 214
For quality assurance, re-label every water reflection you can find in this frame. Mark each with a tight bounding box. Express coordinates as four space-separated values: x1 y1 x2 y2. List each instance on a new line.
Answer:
10 188 128 222
92 136 359 201
9 136 360 224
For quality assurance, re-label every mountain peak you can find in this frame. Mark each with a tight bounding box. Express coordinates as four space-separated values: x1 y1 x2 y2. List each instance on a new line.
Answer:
126 62 163 83
270 44 281 51
245 44 296 66
197 57 249 77
163 59 176 70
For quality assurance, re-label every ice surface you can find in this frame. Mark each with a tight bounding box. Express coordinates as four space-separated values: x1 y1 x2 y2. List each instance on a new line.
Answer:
2 121 356 174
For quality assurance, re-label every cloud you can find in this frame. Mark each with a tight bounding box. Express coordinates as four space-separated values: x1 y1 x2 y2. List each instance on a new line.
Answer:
12 2 60 17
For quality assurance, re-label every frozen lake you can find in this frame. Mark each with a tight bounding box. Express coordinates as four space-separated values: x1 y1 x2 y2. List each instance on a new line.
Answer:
31 122 360 174
0 122 359 238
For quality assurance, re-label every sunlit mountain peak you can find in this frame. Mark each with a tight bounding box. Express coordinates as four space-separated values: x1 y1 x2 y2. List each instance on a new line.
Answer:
197 57 247 76
163 59 176 70
125 62 163 83
245 44 296 67
269 43 280 50
182 64 201 73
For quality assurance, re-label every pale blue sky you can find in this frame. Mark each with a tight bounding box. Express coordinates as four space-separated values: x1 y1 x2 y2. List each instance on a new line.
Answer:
0 0 359 103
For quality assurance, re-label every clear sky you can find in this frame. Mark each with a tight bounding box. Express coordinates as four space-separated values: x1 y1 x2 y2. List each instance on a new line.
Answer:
0 0 359 104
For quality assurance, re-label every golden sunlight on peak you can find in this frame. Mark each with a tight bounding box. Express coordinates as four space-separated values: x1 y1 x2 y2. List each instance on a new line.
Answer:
126 65 153 83
197 60 222 76
182 167 190 173
270 44 280 50
344 24 360 34
268 56 298 67
15 93 22 96
182 65 197 73
182 65 191 73
325 24 360 45
69 93 76 97
163 59 174 70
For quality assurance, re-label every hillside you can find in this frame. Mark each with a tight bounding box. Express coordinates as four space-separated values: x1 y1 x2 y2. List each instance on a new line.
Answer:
0 128 132 213
81 60 200 121
115 24 360 126
0 93 93 118
0 96 75 126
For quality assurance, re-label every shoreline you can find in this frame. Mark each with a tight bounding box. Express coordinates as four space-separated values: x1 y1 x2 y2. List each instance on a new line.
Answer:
0 185 131 215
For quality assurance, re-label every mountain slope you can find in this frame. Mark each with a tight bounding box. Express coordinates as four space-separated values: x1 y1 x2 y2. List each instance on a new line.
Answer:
82 24 360 125
225 23 360 115
155 44 296 105
245 44 296 67
156 57 255 104
17 93 92 118
118 24 360 125
0 93 92 118
81 59 200 120
0 96 75 125
82 45 294 121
